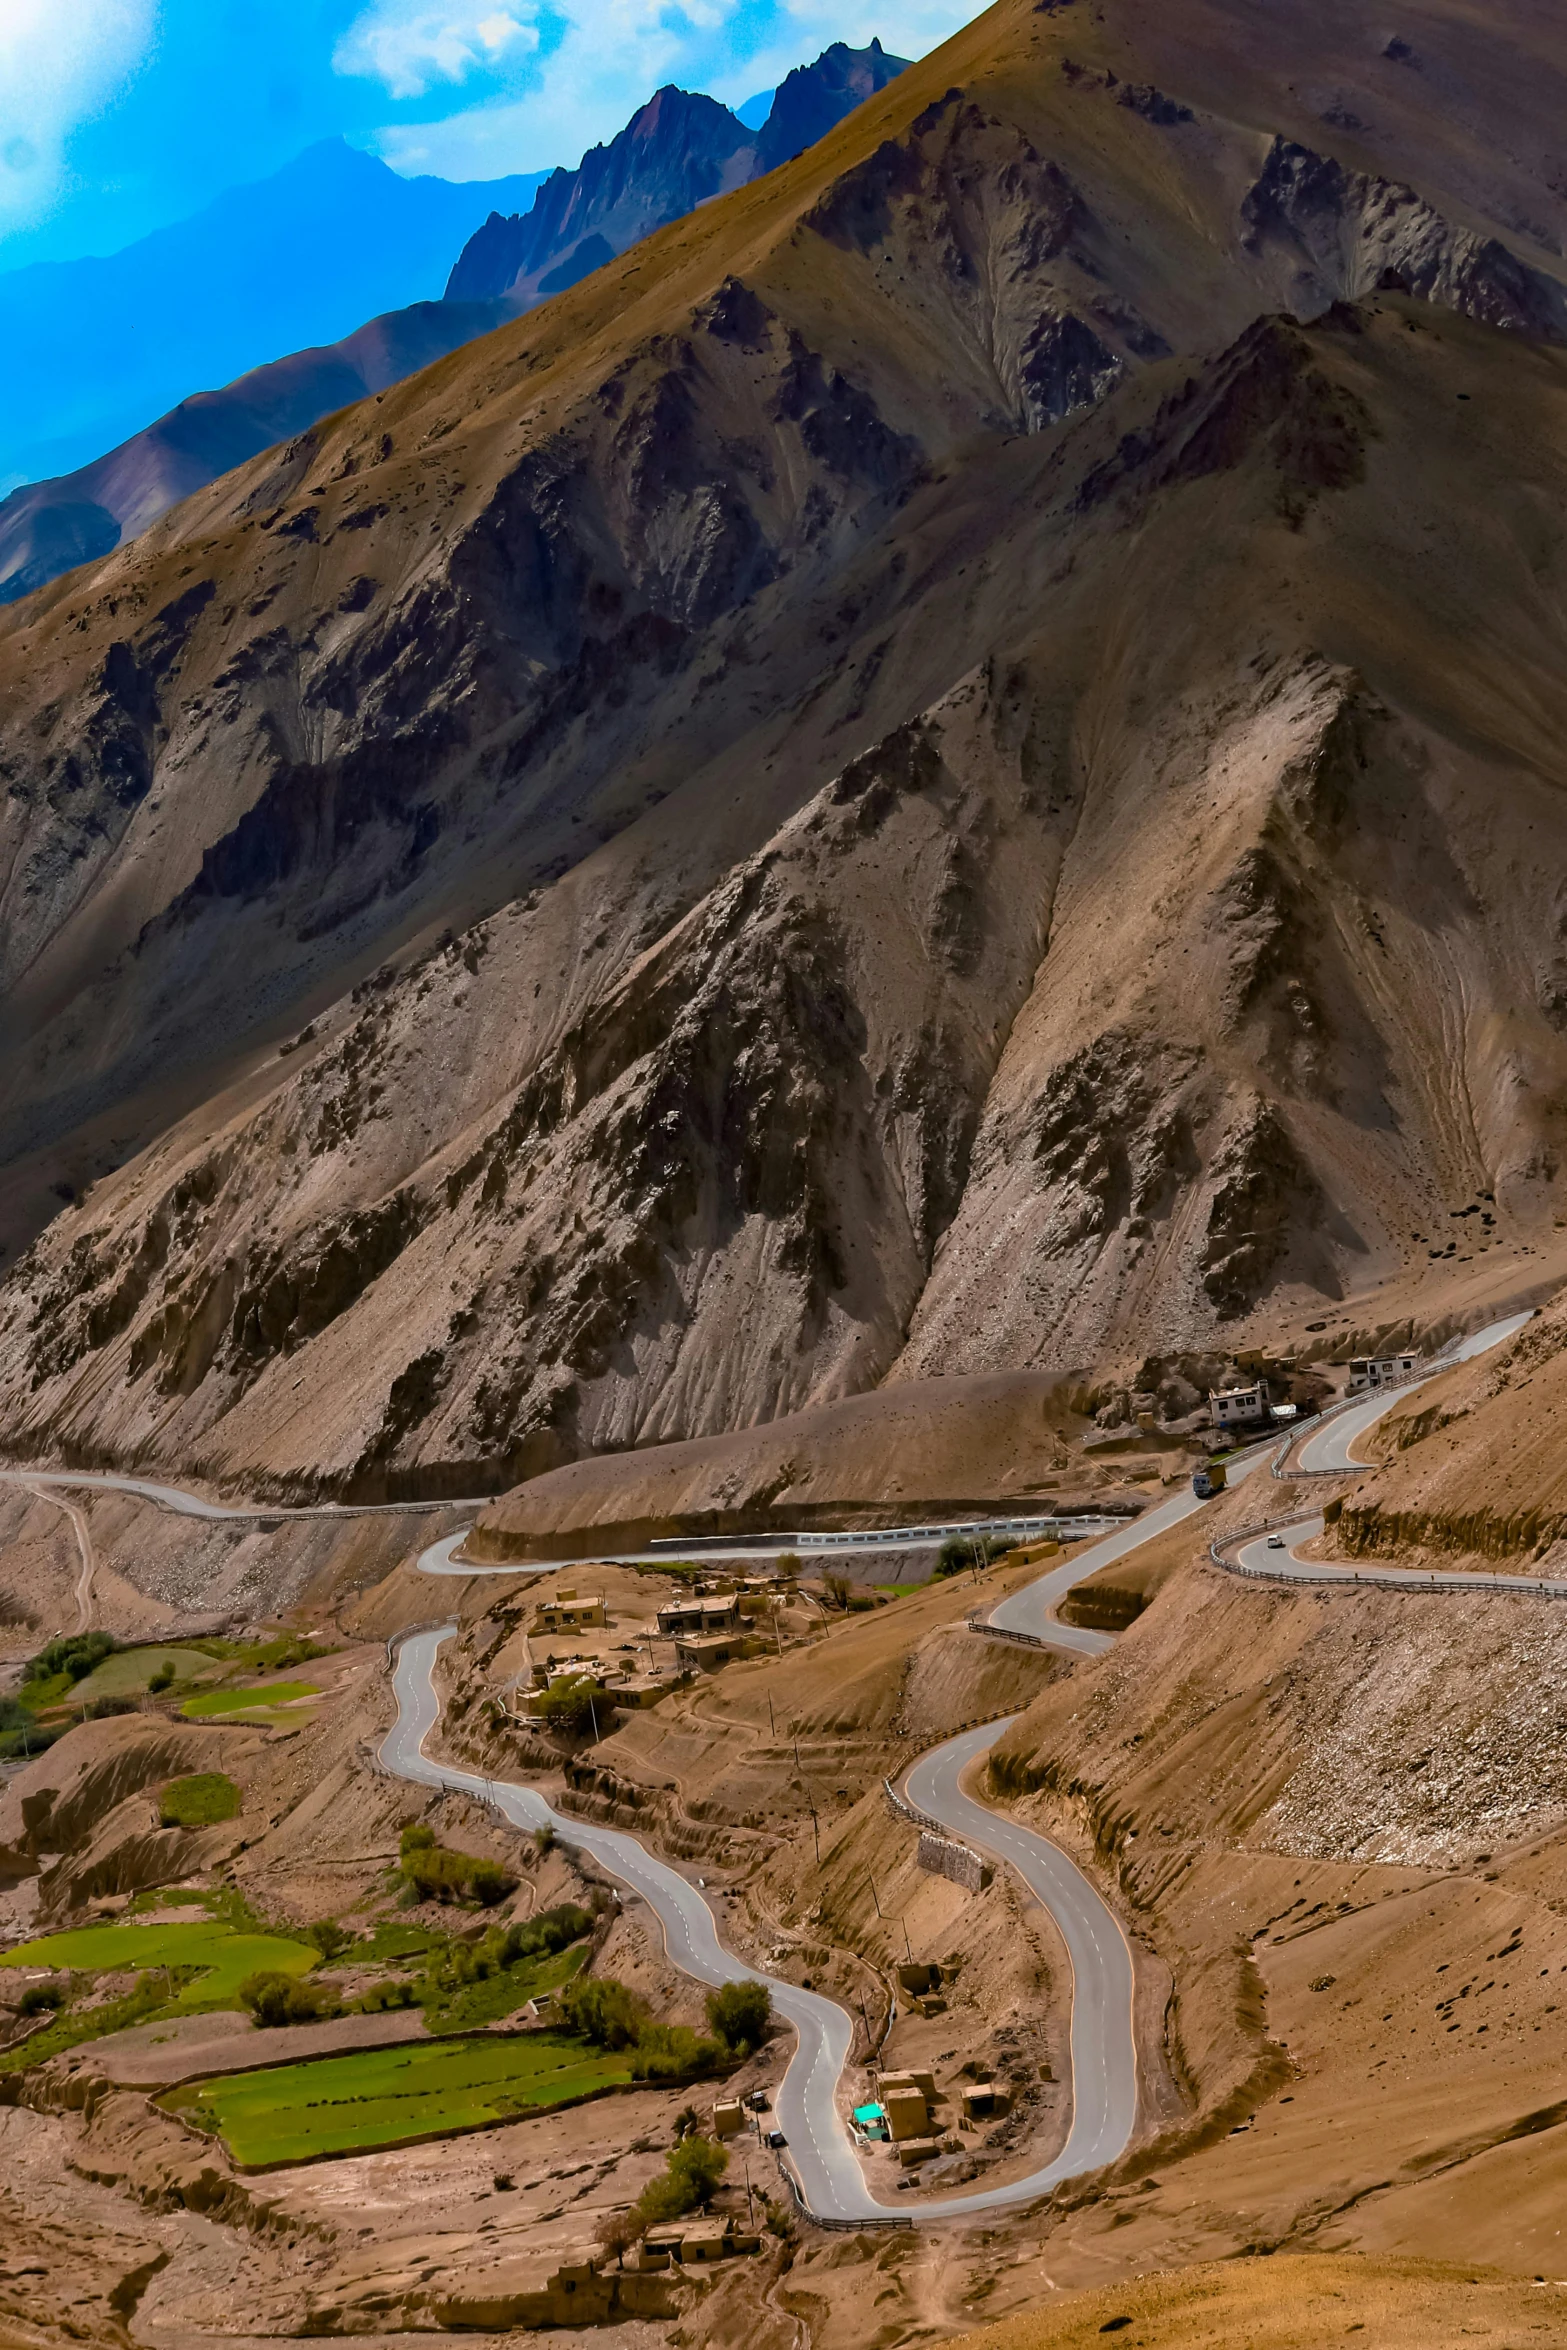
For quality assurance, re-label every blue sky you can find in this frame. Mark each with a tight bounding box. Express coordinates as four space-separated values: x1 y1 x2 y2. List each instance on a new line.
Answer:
1 0 978 272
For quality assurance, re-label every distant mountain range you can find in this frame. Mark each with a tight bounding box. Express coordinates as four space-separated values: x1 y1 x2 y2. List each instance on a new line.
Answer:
0 140 550 496
448 42 909 305
0 42 909 607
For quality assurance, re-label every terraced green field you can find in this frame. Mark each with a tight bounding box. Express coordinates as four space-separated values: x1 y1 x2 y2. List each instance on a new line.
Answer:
0 1918 318 2008
170 2031 633 2165
181 1680 318 1720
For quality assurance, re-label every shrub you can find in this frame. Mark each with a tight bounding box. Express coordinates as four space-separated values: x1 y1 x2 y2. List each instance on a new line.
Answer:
530 1674 603 1734
559 1975 646 2050
147 1664 175 1694
399 1826 517 1907
18 1983 64 2017
237 1971 340 2028
935 1534 1013 1580
633 2135 728 2230
822 1571 852 1610
23 1631 116 1685
705 1978 772 2056
359 1979 418 2013
306 1918 354 1959
159 1772 242 1829
628 2024 722 2080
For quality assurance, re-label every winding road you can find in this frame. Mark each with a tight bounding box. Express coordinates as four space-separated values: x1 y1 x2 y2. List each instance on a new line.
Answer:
0 1309 1533 2222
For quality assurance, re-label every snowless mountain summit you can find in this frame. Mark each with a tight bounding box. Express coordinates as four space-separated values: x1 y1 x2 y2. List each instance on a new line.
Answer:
1 0 1567 1501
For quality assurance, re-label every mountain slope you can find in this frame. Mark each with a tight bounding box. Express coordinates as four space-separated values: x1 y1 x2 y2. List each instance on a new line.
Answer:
444 42 911 305
0 299 510 606
0 141 549 496
3 0 1567 1497
1 48 910 610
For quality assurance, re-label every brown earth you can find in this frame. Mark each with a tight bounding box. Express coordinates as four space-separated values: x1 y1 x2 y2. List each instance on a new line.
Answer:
945 2255 1567 2350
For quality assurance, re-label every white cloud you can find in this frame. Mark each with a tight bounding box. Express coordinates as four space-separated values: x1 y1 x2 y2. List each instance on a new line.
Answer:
362 0 978 186
0 0 157 231
334 4 540 102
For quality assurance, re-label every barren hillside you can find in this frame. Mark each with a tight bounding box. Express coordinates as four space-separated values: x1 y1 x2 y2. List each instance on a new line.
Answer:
4 0 1567 1503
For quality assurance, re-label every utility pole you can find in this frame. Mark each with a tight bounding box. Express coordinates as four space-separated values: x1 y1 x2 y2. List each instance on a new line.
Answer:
901 1917 913 1965
744 2164 754 2224
809 1807 821 1868
588 1693 600 1742
869 1875 882 1917
768 1694 776 1739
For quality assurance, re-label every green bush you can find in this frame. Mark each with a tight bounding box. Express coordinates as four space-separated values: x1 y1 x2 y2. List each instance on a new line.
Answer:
633 2135 728 2231
628 2023 722 2080
237 1971 340 2028
306 1919 354 1959
18 1983 64 2017
23 1632 116 1686
148 1664 175 1694
530 1674 604 1733
398 1822 517 1907
935 1534 1013 1579
559 1975 646 2050
705 1978 772 2056
159 1773 242 1829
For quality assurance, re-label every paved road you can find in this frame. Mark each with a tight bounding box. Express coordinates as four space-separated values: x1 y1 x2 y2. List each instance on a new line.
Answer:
983 1442 1276 1655
1231 1515 1567 1600
1292 1311 1533 1474
0 1467 488 1522
6 1307 1534 2223
384 1634 1134 2219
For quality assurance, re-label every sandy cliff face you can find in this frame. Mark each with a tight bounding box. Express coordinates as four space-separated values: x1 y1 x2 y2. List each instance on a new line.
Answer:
4 0 1567 1492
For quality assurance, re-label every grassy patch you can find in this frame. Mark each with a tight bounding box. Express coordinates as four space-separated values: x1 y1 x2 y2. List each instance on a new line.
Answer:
159 1772 243 1828
181 1680 319 1720
169 2031 634 2166
0 1973 175 2072
356 1921 441 1964
421 1941 587 2035
72 1646 222 1702
0 1919 318 2010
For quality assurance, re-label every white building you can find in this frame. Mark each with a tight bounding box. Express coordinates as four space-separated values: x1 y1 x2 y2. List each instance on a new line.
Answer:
1209 1378 1271 1429
1346 1352 1418 1395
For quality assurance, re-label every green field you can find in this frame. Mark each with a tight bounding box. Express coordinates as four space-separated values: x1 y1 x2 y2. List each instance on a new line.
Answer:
181 1680 318 1720
159 1771 243 1828
0 1918 318 2009
169 2031 633 2165
72 1646 222 1702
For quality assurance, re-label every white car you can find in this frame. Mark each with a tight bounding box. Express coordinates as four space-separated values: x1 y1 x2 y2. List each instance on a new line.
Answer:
1266 1534 1286 1550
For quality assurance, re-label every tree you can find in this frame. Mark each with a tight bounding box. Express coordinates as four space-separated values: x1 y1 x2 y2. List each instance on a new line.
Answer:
595 2210 636 2268
631 2135 729 2232
822 1570 852 1609
705 1978 772 2056
307 1918 353 1958
559 1975 647 2049
238 1971 340 2027
668 2134 729 2210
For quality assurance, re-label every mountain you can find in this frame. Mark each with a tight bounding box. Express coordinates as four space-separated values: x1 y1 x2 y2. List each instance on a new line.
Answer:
445 41 912 306
0 140 550 499
445 87 756 307
0 299 510 607
0 50 909 609
3 0 1567 1501
753 38 908 175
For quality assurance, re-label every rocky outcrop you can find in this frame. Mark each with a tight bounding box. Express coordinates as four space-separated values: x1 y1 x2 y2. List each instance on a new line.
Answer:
1240 137 1567 344
447 44 913 310
6 4 1567 1491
